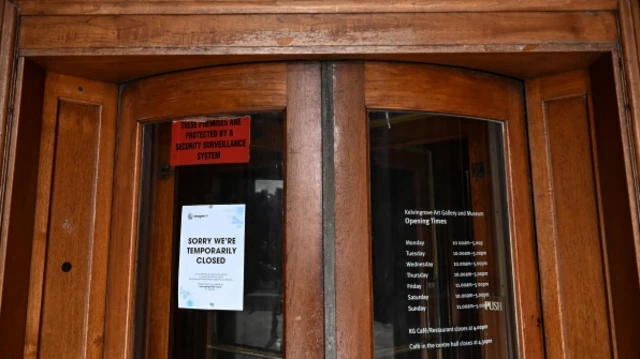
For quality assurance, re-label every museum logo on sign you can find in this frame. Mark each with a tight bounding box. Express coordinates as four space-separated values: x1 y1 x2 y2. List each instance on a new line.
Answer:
188 213 208 220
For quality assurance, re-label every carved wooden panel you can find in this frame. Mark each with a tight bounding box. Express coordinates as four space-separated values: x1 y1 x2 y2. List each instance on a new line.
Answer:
24 73 117 359
527 70 612 358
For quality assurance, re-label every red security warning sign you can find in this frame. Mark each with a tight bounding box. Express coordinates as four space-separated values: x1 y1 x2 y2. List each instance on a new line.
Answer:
171 115 251 166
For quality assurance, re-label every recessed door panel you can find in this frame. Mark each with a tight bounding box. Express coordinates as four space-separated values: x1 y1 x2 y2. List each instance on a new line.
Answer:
23 73 117 359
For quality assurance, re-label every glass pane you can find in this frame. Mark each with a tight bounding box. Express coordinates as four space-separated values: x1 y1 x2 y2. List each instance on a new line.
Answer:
138 112 284 359
369 111 516 358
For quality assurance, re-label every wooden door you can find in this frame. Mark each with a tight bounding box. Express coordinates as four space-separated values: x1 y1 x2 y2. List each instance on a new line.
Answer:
23 60 557 359
108 63 324 359
13 59 626 359
108 61 549 359
329 62 543 359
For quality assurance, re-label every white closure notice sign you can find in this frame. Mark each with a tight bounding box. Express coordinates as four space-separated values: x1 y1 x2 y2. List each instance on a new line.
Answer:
178 204 246 311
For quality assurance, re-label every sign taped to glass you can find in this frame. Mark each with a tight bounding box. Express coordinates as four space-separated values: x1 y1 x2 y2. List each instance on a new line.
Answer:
171 115 251 166
177 204 246 311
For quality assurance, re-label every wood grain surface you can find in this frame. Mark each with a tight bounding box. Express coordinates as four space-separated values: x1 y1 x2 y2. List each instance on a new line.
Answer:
0 59 45 359
332 62 373 359
23 73 117 359
17 0 618 16
0 0 16 302
284 62 324 359
0 0 16 221
134 63 287 121
140 124 175 359
590 55 640 359
617 0 640 283
19 12 616 53
526 70 613 359
28 52 606 84
365 62 514 120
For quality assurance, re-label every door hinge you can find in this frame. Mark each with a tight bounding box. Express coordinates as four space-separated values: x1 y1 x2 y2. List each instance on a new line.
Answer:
472 162 486 179
158 163 174 180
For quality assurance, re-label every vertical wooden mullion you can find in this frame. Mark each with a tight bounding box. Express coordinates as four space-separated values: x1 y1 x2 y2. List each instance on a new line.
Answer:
591 55 640 359
23 74 63 358
611 44 640 287
0 0 5 30
0 58 45 358
332 62 373 359
104 83 143 359
505 83 544 359
144 124 175 359
619 0 640 202
0 0 16 202
0 4 18 306
284 62 324 359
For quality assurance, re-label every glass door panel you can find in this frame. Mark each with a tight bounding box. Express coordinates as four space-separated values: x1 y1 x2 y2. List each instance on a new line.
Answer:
137 112 284 359
369 111 515 358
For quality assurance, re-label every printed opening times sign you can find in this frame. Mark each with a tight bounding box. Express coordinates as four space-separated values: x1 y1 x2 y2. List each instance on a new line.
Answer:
171 115 251 166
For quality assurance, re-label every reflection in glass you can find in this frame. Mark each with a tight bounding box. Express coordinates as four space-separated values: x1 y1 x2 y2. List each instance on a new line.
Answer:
369 111 516 358
139 112 284 359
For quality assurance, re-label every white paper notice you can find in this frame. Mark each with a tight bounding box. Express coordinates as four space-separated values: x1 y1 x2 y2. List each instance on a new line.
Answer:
178 204 246 311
